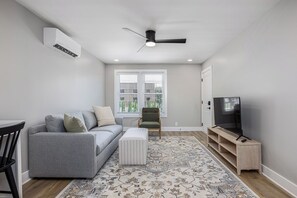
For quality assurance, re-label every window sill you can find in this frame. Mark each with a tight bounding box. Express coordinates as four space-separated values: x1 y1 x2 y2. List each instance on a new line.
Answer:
115 113 167 118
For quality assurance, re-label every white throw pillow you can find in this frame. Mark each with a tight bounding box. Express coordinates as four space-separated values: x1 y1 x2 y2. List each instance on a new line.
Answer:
93 106 116 126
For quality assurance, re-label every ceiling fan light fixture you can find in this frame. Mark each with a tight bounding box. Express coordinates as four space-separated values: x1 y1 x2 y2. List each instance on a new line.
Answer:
123 27 186 52
146 41 156 47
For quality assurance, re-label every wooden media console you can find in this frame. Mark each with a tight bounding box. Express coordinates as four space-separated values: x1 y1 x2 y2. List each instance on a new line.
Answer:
207 127 262 175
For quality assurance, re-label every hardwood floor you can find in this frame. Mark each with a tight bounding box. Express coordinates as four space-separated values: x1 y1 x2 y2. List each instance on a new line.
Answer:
23 131 292 198
23 179 70 198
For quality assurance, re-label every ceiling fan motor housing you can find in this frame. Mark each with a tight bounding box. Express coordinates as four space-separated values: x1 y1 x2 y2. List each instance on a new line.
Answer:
146 30 156 42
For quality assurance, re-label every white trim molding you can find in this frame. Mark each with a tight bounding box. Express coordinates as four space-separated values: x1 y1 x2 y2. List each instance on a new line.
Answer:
162 127 203 131
123 127 203 132
22 170 31 184
262 165 297 197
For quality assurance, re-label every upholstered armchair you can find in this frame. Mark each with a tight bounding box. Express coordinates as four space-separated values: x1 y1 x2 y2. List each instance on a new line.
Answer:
138 108 161 138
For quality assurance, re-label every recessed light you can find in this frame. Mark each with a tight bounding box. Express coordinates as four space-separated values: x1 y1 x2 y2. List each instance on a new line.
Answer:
187 59 193 62
114 59 119 62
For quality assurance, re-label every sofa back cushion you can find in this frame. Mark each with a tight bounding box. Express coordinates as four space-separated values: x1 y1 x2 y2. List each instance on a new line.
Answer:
82 111 97 130
64 113 87 132
45 114 66 132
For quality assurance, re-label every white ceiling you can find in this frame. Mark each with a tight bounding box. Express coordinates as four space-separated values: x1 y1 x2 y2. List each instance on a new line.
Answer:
17 0 280 64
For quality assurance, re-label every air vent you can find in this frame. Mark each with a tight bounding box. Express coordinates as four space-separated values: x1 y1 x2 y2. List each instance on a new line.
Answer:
53 44 78 57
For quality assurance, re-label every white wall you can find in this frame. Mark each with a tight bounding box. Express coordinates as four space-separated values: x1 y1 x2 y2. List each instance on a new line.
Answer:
203 0 297 193
0 0 105 173
106 64 202 129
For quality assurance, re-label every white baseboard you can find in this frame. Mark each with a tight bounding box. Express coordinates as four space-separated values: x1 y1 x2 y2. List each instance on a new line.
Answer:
162 127 203 131
123 127 203 132
123 127 203 131
22 170 31 184
262 165 297 197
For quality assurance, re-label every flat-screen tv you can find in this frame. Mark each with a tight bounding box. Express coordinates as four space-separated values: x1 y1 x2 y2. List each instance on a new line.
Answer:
213 97 242 135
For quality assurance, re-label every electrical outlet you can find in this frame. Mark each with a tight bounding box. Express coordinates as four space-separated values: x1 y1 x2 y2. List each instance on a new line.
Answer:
175 122 178 126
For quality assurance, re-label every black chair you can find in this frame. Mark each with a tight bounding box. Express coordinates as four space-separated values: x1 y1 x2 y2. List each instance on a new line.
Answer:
0 121 25 198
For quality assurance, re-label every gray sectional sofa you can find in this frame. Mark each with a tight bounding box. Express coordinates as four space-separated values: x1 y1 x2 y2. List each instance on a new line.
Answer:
28 111 123 178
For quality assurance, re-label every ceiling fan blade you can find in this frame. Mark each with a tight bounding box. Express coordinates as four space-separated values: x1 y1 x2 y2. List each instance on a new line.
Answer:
137 43 146 53
155 39 186 43
122 27 146 39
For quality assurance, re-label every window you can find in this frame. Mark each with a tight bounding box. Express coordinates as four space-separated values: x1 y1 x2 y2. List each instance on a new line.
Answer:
118 74 138 113
115 70 167 117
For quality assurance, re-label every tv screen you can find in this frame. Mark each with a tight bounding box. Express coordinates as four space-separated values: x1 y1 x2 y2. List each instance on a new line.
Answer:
213 97 242 135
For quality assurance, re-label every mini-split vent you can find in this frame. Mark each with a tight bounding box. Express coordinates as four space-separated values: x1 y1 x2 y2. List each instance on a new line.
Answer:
53 44 78 57
44 28 81 58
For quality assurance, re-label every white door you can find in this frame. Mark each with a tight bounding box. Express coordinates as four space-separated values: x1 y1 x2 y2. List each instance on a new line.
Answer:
201 67 213 132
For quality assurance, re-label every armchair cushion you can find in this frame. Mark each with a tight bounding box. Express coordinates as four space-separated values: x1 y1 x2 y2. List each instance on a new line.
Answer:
143 113 159 122
139 121 160 128
142 108 160 122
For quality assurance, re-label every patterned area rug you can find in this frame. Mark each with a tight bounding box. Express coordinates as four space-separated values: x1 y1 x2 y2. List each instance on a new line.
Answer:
58 136 258 198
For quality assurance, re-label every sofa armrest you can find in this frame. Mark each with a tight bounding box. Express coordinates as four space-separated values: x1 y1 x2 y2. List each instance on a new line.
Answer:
29 124 47 135
115 117 123 126
29 132 97 178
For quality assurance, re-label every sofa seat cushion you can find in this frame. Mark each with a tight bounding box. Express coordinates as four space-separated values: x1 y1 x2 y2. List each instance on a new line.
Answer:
139 121 160 128
94 131 114 155
91 125 122 137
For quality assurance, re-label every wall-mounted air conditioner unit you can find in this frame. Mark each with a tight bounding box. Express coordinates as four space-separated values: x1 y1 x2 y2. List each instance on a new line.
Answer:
43 28 81 58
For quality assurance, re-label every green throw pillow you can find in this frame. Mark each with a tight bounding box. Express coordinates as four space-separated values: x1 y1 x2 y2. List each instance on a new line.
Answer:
64 113 87 132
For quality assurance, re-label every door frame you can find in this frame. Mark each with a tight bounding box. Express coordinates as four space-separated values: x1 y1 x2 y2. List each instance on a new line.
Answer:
201 66 213 133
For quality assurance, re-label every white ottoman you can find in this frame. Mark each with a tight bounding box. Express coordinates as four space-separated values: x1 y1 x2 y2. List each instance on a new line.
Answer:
119 128 148 165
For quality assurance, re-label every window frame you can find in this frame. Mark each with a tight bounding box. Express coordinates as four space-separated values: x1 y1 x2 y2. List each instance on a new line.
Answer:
114 69 167 118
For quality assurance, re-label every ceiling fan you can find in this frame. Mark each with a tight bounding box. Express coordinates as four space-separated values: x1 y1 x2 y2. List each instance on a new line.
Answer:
122 27 187 52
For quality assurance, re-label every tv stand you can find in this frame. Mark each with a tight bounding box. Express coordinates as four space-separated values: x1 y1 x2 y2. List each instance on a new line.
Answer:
236 134 251 141
207 127 262 175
